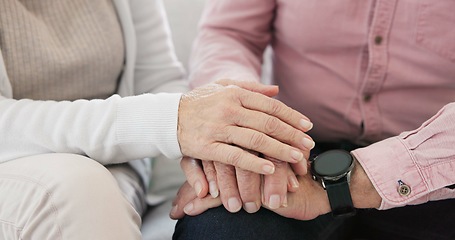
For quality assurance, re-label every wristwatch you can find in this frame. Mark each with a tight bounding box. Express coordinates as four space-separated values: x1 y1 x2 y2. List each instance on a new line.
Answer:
310 149 356 217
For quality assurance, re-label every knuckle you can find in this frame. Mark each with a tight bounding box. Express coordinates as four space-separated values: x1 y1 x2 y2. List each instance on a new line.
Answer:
226 149 243 167
203 165 217 179
268 100 283 115
264 117 281 135
216 161 236 176
249 132 266 150
205 143 223 161
240 186 260 201
231 110 246 126
199 143 213 158
224 86 241 100
223 182 238 192
221 106 241 123
238 174 260 194
211 125 230 142
237 170 257 181
265 174 287 188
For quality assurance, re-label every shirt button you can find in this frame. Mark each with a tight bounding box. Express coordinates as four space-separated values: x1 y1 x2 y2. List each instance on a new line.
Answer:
374 36 383 45
363 94 372 102
398 184 411 196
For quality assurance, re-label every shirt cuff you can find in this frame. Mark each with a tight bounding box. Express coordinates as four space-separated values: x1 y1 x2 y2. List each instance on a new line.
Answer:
351 137 429 210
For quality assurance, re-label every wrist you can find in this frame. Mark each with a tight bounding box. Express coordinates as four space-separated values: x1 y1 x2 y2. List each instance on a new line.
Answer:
350 156 382 209
310 150 355 217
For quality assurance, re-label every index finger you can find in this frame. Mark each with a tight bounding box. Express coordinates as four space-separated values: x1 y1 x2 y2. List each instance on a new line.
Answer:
237 88 313 132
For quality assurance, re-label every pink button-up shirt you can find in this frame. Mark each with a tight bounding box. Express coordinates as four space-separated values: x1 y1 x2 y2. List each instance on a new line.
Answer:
189 0 455 209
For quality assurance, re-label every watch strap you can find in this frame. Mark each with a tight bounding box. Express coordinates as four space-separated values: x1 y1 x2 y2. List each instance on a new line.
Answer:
325 177 356 217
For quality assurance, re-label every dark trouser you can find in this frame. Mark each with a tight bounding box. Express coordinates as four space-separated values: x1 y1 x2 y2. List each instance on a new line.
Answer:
173 199 455 240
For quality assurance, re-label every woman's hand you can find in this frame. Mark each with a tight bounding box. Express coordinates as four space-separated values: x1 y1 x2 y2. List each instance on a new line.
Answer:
177 80 314 174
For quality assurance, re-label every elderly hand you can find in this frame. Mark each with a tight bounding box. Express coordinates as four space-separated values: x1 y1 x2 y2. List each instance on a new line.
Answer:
271 157 382 220
170 180 222 220
174 155 308 215
170 172 330 221
172 156 382 222
199 159 300 213
177 80 314 174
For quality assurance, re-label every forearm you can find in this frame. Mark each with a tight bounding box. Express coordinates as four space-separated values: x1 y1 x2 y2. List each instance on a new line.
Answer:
0 93 183 164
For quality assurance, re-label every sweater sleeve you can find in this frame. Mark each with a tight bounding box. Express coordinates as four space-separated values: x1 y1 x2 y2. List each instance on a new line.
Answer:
0 93 183 165
352 102 455 210
189 0 276 87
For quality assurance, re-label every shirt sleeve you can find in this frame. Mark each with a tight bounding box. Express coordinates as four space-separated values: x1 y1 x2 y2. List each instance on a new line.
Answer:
351 102 455 210
189 0 276 87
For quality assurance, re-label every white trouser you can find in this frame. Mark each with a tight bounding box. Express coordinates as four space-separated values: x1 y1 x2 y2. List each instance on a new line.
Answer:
0 153 142 240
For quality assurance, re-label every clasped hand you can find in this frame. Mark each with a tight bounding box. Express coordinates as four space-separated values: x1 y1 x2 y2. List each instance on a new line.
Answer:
171 158 331 221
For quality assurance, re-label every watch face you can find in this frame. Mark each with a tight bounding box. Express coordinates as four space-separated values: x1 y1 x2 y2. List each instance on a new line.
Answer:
312 150 353 177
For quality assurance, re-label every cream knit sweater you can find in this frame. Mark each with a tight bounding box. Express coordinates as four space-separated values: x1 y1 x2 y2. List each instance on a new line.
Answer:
0 0 124 101
0 0 189 193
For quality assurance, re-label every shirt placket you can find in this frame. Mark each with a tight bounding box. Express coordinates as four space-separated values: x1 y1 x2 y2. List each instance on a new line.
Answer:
359 0 397 143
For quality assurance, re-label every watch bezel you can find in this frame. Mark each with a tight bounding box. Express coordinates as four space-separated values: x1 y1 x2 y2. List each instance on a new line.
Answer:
311 149 354 183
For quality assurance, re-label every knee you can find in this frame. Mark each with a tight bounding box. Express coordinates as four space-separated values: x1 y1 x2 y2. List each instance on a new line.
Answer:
1 153 141 239
11 153 129 210
173 206 310 240
33 154 119 195
173 207 262 240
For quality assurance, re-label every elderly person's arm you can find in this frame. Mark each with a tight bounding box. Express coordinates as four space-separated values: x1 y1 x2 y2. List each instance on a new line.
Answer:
171 103 455 219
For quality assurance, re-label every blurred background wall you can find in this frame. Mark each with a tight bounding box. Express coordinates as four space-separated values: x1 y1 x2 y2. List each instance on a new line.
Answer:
163 0 207 70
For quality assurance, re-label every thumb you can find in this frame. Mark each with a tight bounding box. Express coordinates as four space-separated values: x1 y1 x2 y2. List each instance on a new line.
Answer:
180 157 209 198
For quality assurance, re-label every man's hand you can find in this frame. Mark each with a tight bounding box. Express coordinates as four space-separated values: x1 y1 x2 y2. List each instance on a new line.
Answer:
272 158 382 220
177 80 314 174
177 157 302 215
201 160 294 213
172 157 382 221
170 181 222 220
169 173 328 221
171 170 330 221
269 174 331 220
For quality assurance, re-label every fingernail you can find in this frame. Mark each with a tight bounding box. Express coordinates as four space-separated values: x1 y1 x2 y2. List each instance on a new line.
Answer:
209 181 219 198
194 181 203 197
289 175 300 189
263 164 275 174
170 204 178 216
244 202 259 213
268 195 281 209
300 119 313 131
282 196 288 208
291 149 303 162
183 203 193 214
228 197 242 212
303 138 315 150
